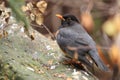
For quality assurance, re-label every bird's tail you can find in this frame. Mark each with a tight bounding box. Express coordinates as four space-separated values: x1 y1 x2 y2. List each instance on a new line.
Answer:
89 50 109 71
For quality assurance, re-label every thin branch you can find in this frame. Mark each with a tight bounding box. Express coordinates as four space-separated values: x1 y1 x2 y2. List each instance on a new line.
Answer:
41 24 55 40
31 23 56 40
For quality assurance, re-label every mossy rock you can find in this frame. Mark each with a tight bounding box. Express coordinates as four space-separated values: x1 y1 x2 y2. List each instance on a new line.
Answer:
0 21 95 80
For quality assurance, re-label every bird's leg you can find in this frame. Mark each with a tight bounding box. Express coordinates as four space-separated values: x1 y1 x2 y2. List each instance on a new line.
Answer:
78 55 93 69
78 55 98 75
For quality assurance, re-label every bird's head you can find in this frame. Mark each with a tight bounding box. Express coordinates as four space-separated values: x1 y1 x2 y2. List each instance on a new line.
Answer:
56 14 79 26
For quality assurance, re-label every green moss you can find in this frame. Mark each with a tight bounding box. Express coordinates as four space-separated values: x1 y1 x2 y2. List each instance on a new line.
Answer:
0 23 94 80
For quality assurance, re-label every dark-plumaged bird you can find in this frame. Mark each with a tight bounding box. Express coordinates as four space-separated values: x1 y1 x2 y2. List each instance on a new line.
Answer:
56 14 109 71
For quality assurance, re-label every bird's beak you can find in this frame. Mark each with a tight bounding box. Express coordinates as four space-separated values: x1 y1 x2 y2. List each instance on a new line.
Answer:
56 14 65 21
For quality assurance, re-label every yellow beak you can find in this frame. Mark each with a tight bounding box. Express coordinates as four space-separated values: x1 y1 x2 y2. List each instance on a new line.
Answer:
56 14 65 20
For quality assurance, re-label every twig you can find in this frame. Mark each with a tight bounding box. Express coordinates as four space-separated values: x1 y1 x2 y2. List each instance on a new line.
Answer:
41 24 55 40
31 23 55 40
87 0 93 12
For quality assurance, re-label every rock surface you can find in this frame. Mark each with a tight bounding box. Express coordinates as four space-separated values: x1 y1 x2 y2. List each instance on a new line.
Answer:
0 17 95 80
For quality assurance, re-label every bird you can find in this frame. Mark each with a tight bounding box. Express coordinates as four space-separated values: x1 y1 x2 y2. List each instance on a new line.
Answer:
55 14 109 71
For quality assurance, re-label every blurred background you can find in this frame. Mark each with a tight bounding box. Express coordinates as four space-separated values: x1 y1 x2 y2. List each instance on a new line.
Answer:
28 0 120 74
31 0 115 46
1 0 120 79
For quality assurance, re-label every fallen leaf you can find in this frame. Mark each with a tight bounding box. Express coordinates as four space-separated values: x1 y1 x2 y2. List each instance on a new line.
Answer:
26 2 33 11
112 14 120 32
109 45 120 67
30 13 35 21
35 13 44 25
3 30 8 38
37 69 44 74
66 77 72 80
48 59 53 65
103 19 117 37
0 33 2 38
36 1 47 13
80 12 94 33
21 5 29 12
53 73 66 79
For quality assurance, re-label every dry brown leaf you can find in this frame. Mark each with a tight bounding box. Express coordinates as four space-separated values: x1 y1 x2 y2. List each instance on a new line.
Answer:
21 5 29 12
35 13 44 25
3 30 8 38
53 73 66 79
21 1 47 25
30 13 35 21
66 77 72 80
109 45 120 67
0 30 8 39
58 73 66 78
36 1 47 13
47 59 53 65
103 14 120 37
113 14 120 32
0 5 10 23
26 2 33 11
80 12 94 33
103 19 118 37
31 9 44 25
0 2 5 9
37 69 44 74
0 33 2 38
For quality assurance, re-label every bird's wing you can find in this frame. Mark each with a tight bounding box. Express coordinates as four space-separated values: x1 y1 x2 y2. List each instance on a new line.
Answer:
75 36 89 46
70 24 94 47
58 28 92 48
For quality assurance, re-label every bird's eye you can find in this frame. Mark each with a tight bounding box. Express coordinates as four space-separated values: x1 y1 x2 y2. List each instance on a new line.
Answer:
67 18 71 21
